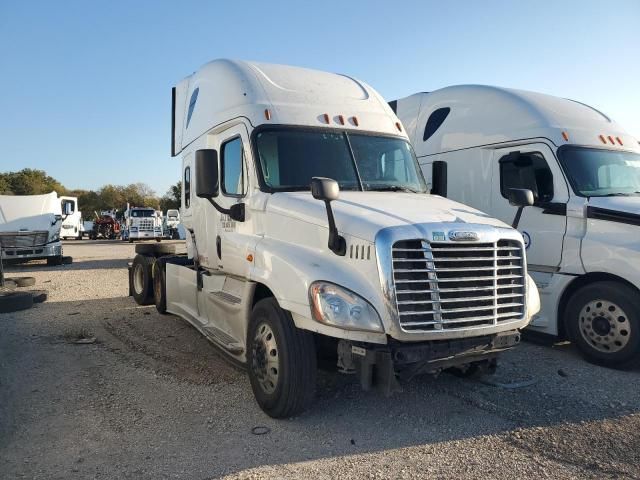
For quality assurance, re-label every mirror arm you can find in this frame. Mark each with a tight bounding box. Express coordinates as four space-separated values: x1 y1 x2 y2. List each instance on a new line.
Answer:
205 198 245 222
323 200 346 256
512 207 525 229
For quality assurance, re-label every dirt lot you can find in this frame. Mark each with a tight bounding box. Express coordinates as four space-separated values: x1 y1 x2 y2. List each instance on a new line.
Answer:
0 240 639 479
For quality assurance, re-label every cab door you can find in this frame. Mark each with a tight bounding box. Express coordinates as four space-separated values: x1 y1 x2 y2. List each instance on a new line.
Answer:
203 123 253 278
490 143 569 270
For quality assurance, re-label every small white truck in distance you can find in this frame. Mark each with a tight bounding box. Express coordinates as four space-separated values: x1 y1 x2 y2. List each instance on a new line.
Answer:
130 60 540 417
392 85 640 367
0 191 74 265
59 196 83 240
122 206 163 243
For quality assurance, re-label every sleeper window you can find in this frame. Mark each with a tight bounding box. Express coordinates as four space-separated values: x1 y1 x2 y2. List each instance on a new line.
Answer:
222 137 246 196
500 152 554 204
184 166 191 207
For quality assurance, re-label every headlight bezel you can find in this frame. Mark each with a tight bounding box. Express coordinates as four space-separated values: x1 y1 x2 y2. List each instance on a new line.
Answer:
308 281 384 333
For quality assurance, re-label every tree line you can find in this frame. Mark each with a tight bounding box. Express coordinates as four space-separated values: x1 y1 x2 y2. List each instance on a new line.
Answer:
0 169 181 219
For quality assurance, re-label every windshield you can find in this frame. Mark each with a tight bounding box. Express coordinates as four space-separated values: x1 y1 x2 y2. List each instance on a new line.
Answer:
255 129 427 193
131 210 155 218
559 147 640 197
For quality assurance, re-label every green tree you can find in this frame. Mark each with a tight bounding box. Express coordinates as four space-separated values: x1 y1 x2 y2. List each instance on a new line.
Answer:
0 174 12 194
159 181 182 212
3 168 66 195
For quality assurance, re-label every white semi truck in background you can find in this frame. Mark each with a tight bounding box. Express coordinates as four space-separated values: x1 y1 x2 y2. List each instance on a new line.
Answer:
129 60 540 417
392 85 640 367
164 209 180 239
121 205 163 243
0 192 74 265
59 196 84 240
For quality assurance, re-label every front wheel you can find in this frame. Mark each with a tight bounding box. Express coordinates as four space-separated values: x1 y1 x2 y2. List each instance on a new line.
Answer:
131 255 154 305
565 281 640 368
247 298 317 418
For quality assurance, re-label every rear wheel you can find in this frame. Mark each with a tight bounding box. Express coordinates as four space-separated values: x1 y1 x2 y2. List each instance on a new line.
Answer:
152 260 167 314
566 281 640 368
247 298 316 418
131 255 154 305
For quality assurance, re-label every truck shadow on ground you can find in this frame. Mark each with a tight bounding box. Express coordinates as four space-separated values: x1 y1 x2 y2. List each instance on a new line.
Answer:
1 296 639 479
3 257 128 271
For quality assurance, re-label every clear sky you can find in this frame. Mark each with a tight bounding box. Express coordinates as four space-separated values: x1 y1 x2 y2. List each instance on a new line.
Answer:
1 0 638 195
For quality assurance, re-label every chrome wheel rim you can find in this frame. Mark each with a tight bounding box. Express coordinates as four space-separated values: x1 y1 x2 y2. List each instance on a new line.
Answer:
252 322 280 394
133 264 144 294
579 299 631 353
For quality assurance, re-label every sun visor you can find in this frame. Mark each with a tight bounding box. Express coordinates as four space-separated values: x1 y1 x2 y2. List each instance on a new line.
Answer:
172 76 191 156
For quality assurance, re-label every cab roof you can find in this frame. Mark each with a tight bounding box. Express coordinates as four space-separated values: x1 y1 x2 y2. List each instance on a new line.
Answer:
172 59 403 155
394 85 639 156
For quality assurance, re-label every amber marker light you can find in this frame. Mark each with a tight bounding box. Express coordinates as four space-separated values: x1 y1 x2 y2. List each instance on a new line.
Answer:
323 113 330 124
338 114 345 125
599 135 607 144
561 131 569 141
608 135 615 145
616 136 623 146
351 116 359 126
264 109 271 120
246 254 254 262
395 122 402 132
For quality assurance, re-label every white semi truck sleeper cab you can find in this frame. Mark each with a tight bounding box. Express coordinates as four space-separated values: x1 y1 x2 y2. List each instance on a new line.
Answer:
392 85 640 367
130 61 540 417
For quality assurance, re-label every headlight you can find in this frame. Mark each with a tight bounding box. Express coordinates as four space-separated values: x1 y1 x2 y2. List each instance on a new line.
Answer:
309 281 384 332
50 232 60 242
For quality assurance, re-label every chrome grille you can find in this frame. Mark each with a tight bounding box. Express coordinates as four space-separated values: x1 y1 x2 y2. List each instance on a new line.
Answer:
137 219 154 231
392 240 525 331
0 231 49 248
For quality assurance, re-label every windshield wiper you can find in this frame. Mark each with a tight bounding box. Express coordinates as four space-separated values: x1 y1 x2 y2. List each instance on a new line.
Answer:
367 185 421 193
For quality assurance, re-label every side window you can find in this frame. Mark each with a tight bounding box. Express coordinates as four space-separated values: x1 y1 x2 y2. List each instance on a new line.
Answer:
221 137 246 196
184 166 191 207
186 88 199 128
423 107 450 141
500 152 554 204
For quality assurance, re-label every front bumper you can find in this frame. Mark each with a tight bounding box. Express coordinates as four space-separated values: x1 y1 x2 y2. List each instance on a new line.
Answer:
1 241 62 261
350 330 521 393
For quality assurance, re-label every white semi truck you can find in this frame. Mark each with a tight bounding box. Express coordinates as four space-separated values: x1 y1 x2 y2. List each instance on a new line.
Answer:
122 206 163 243
164 209 180 239
392 85 640 367
59 196 84 240
0 191 74 265
129 60 540 417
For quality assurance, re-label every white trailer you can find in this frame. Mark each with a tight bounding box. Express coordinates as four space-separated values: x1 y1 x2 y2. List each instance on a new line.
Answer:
0 192 74 265
130 60 540 417
393 85 640 367
59 196 83 240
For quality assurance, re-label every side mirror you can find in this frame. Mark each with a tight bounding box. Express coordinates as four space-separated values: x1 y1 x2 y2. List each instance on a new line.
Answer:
195 149 219 198
311 177 339 201
62 200 74 216
508 188 534 229
507 188 534 208
310 177 345 256
431 161 448 197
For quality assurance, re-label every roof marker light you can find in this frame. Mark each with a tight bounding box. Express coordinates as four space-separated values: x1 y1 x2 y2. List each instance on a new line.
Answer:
323 113 330 124
351 116 359 126
608 135 615 145
599 135 607 144
396 122 402 132
562 131 569 141
616 136 623 146
338 115 345 125
264 109 271 120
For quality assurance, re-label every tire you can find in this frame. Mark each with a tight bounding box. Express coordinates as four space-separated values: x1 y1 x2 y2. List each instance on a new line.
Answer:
247 298 316 418
128 238 133 243
7 276 36 288
30 290 48 303
565 281 640 368
0 292 33 313
47 256 63 266
62 256 73 265
152 260 167 314
135 243 176 256
131 255 154 305
155 238 161 243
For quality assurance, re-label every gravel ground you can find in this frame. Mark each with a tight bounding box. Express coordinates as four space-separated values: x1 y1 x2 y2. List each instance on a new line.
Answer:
0 240 639 479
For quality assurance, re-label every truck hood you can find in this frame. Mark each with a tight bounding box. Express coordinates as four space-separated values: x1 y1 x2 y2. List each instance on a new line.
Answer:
0 192 60 233
267 191 510 242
